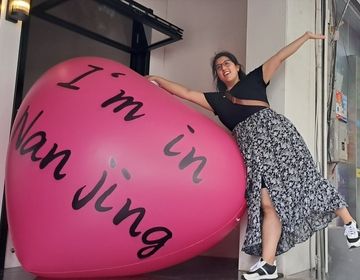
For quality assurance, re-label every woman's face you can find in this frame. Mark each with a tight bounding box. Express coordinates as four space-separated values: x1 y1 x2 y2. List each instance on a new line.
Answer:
215 56 240 89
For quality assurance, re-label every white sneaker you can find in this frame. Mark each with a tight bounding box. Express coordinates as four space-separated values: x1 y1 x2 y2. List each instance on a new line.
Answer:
344 221 360 249
249 258 277 272
242 258 278 280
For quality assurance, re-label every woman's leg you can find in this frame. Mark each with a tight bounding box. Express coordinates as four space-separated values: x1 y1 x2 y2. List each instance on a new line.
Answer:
241 188 281 279
261 188 282 264
335 207 354 224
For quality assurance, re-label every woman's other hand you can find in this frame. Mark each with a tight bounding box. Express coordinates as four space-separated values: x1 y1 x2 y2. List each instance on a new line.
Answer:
145 75 160 86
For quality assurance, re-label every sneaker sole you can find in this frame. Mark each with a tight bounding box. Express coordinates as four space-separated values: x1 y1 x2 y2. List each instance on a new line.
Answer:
348 238 360 249
241 274 279 280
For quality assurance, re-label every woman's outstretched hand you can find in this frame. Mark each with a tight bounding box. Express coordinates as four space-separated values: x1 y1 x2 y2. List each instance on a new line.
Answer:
145 75 156 82
145 75 160 86
305 31 326 40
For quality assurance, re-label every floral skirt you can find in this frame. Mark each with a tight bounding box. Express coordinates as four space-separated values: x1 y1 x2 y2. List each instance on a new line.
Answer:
232 108 347 256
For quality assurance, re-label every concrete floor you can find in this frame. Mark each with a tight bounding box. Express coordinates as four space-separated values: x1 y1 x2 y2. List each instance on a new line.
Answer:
1 256 315 280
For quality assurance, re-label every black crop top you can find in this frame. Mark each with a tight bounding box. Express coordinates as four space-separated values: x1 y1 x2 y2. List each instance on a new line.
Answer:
204 65 270 131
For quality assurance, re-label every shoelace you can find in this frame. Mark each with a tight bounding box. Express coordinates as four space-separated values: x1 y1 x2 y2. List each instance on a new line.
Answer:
344 223 359 237
249 258 277 273
250 259 265 272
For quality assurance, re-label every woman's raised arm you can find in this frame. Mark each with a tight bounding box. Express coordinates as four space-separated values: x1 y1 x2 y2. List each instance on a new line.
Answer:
262 31 325 83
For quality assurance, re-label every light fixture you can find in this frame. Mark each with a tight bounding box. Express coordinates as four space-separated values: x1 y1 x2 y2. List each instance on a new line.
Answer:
6 0 30 23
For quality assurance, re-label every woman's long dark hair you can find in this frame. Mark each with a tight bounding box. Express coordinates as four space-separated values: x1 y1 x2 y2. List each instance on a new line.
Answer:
211 51 246 92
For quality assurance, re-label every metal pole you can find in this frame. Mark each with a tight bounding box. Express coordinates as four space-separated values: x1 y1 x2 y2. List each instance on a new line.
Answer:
314 0 329 279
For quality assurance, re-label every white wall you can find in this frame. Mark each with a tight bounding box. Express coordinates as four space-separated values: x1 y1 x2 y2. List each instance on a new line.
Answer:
0 0 23 269
0 0 21 215
160 0 247 93
284 0 316 155
137 0 248 258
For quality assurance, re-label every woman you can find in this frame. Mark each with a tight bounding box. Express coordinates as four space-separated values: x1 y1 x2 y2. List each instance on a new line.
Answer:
147 31 360 280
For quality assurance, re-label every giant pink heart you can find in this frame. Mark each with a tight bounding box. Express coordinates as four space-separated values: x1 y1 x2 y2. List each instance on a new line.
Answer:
5 57 246 278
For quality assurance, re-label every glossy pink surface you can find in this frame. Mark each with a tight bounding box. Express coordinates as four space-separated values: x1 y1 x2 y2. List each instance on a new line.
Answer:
5 57 246 278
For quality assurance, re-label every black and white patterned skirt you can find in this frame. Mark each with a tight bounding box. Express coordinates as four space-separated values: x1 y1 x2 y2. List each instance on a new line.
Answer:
232 108 347 256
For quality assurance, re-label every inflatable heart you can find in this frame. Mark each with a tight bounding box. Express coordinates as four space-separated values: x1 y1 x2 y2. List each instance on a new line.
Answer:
5 57 246 278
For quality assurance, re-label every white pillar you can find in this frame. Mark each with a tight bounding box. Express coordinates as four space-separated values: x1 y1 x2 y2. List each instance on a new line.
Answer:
239 0 317 276
0 0 23 268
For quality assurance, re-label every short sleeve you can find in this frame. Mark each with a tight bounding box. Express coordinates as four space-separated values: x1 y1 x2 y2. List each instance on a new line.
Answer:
247 65 270 87
203 92 222 115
